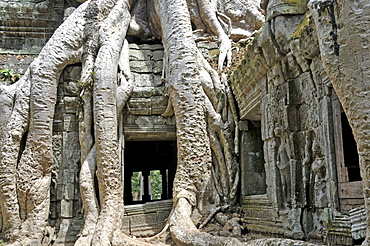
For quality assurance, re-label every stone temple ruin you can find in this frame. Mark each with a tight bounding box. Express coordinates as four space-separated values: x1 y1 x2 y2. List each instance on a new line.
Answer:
0 0 368 245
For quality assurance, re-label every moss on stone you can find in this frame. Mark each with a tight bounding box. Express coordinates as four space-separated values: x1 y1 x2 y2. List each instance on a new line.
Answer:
291 11 312 39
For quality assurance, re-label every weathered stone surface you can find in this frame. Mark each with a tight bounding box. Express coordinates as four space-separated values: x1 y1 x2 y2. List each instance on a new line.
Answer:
0 55 36 74
271 15 305 55
350 206 366 240
63 97 79 114
231 1 367 243
122 200 172 237
123 115 176 141
259 22 284 66
0 0 74 53
152 50 164 61
130 60 154 73
129 49 153 61
264 0 309 21
60 200 73 218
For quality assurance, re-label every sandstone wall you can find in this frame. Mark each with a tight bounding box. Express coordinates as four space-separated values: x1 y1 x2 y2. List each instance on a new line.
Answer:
231 1 366 245
0 0 79 54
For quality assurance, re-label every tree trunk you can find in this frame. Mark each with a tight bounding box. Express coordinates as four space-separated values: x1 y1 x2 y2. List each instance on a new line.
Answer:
0 3 85 242
153 0 243 245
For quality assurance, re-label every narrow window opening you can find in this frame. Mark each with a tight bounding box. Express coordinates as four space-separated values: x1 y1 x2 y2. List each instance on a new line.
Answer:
131 171 143 202
149 170 163 200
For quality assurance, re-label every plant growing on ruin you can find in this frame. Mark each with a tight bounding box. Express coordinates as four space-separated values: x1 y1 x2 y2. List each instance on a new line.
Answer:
0 69 21 84
0 0 264 245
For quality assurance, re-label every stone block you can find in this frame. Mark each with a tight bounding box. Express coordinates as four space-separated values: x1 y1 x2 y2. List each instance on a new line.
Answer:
129 43 140 50
300 72 316 102
64 97 79 114
271 15 305 55
153 61 163 74
209 49 220 58
284 105 300 131
198 40 218 49
64 81 78 97
0 55 35 74
64 183 75 200
125 96 168 115
131 213 157 228
63 114 78 132
122 216 130 232
150 44 164 50
57 184 64 200
63 169 75 184
260 22 283 66
263 139 276 164
50 202 58 218
261 94 274 140
132 73 163 87
130 86 164 98
129 49 152 61
156 210 171 223
68 66 82 80
267 62 285 86
290 39 311 72
281 53 302 80
310 57 329 97
152 50 164 61
132 73 151 87
287 78 301 105
265 0 309 21
61 200 73 218
130 61 153 73
63 132 80 169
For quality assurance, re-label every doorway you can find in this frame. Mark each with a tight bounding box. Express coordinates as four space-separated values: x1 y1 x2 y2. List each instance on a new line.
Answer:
124 141 177 205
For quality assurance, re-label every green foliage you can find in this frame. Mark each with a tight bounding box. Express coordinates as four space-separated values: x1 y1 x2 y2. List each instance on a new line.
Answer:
150 170 162 200
0 238 8 245
0 68 21 84
131 170 163 201
131 171 141 199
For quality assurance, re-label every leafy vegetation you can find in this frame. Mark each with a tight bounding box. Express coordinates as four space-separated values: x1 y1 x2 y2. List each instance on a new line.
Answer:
150 170 162 200
0 68 21 84
131 170 163 201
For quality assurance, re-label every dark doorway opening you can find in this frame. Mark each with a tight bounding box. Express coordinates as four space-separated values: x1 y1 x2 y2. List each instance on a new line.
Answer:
332 90 363 213
240 121 266 199
124 141 177 205
341 112 361 181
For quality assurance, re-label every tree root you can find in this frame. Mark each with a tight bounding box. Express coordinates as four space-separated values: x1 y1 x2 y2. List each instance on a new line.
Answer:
198 205 229 229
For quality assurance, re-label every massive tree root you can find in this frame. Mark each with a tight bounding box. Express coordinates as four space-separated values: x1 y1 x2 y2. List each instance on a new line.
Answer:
0 0 264 245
